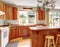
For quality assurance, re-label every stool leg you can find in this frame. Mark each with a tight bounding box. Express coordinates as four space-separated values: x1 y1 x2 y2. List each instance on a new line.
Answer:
53 39 56 47
56 36 58 47
48 39 50 47
56 36 58 44
44 39 47 47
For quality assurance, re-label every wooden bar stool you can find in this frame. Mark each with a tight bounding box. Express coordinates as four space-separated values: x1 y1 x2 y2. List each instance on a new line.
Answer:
44 36 56 47
56 34 60 47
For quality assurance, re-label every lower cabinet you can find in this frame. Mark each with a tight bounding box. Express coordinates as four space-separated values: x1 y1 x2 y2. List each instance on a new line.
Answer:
18 26 30 37
9 26 30 41
9 26 18 41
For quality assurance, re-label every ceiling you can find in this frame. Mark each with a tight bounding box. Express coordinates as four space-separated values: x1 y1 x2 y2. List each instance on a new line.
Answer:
1 0 60 9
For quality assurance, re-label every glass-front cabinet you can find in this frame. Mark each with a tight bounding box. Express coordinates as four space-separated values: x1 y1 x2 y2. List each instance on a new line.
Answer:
49 10 60 27
18 11 36 26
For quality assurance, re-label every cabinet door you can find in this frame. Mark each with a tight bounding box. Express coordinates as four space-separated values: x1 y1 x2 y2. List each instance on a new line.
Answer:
9 27 18 41
0 1 5 19
21 26 30 37
37 9 45 20
13 7 17 20
18 26 23 37
0 1 4 11
5 5 13 20
5 5 9 19
8 6 13 19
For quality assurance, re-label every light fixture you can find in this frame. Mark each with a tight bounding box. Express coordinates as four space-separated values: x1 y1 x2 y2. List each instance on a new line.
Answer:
0 11 5 15
37 0 56 9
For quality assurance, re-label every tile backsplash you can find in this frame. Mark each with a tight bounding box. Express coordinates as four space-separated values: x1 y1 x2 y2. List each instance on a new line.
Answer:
5 20 18 25
0 19 5 25
0 19 18 25
37 20 45 24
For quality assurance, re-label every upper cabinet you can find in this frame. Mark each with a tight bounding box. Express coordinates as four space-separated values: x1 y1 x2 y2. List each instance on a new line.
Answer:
37 9 45 20
5 5 17 20
0 1 4 11
0 1 18 20
0 1 5 19
5 5 13 20
8 6 13 20
5 5 9 19
13 7 17 20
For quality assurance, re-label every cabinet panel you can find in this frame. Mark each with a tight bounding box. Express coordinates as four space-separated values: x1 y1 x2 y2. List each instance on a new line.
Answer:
8 6 13 19
20 26 30 37
9 26 30 41
13 7 17 20
0 1 5 19
9 26 18 40
5 5 9 19
0 1 4 11
37 9 45 20
5 5 13 20
18 26 23 37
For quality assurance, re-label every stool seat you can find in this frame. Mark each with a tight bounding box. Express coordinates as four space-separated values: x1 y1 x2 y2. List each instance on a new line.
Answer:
57 34 60 36
45 36 54 39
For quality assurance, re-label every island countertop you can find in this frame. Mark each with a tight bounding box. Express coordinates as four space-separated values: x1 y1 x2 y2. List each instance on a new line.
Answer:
29 26 60 30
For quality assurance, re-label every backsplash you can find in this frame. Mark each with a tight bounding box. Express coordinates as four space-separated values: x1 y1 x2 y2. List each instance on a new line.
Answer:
0 19 45 25
0 19 5 25
5 20 18 25
37 20 45 24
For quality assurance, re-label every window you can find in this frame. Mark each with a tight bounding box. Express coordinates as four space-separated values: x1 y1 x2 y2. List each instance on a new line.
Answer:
49 10 60 27
18 11 36 26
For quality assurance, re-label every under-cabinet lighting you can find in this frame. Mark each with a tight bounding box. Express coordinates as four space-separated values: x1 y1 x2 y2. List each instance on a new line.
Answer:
0 11 5 15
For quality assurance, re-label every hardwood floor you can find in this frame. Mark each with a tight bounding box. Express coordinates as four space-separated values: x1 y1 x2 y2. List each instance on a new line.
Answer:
6 38 31 47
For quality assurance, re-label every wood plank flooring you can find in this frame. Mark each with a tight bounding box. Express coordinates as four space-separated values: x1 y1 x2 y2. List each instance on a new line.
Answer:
6 38 31 47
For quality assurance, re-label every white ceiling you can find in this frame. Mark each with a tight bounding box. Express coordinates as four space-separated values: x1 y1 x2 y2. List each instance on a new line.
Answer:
1 0 60 9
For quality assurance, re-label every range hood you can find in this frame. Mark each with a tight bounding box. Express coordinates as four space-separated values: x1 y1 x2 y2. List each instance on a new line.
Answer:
0 11 5 15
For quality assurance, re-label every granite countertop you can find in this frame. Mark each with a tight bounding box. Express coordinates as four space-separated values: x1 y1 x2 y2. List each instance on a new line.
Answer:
0 25 10 27
29 26 60 30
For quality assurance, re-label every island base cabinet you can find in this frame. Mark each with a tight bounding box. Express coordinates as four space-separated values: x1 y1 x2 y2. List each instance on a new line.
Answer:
30 29 60 47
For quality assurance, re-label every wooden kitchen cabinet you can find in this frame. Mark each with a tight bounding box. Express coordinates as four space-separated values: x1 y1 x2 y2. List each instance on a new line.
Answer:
5 5 9 19
5 5 13 20
9 26 18 40
5 6 17 20
18 26 23 37
19 26 30 37
37 9 45 20
13 7 17 20
8 6 13 19
0 1 18 20
30 29 60 47
0 1 4 11
9 26 30 41
0 1 5 19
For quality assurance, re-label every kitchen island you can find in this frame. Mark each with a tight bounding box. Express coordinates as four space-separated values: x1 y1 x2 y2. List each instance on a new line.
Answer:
29 26 60 47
